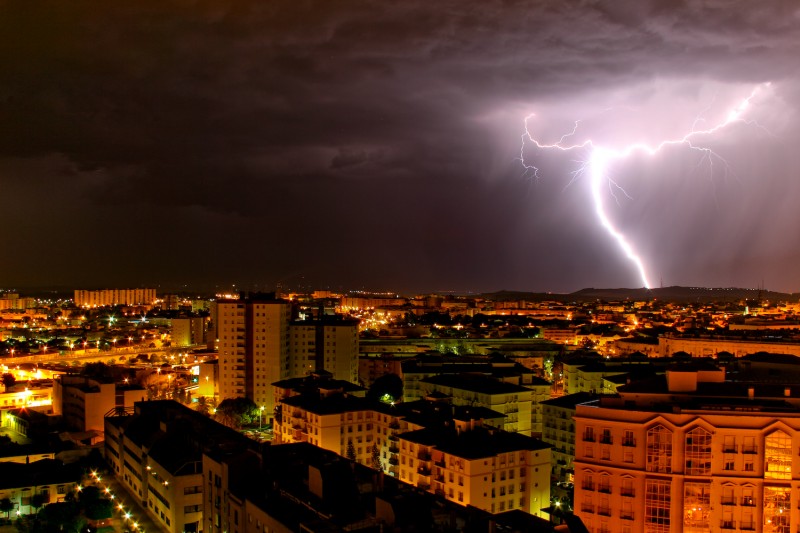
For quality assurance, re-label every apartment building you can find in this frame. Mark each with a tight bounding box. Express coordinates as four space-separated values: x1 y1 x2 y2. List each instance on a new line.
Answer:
573 365 800 533
397 426 551 518
172 317 206 347
541 392 598 483
105 400 257 533
0 459 81 516
74 288 156 307
53 374 145 433
216 295 359 424
216 295 292 420
273 377 551 519
288 316 360 384
419 374 533 436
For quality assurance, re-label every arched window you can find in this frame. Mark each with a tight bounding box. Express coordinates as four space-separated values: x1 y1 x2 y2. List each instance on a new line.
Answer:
764 430 792 480
646 425 672 473
685 427 712 475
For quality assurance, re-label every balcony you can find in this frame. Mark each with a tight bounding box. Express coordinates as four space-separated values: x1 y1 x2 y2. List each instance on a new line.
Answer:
581 483 594 491
418 451 431 461
620 511 634 520
722 444 738 453
418 466 431 476
389 446 399 454
597 507 611 517
720 497 736 506
720 520 736 530
583 433 595 442
600 436 613 445
741 445 757 454
434 474 444 483
434 459 445 467
620 488 635 497
741 497 756 507
388 457 399 466
580 504 594 514
622 438 636 447
388 434 399 442
598 485 611 494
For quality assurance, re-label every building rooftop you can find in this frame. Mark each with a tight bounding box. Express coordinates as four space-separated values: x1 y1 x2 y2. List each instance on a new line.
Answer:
420 373 531 395
0 459 81 491
540 392 599 409
399 426 550 459
281 393 366 415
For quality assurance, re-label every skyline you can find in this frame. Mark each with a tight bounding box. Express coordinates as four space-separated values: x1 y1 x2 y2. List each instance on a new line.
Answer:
1 1 800 294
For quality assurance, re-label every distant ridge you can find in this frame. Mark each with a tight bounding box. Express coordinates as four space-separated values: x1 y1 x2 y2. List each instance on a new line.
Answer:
480 286 796 303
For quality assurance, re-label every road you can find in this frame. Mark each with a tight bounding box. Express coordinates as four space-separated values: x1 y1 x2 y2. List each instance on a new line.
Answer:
86 471 167 533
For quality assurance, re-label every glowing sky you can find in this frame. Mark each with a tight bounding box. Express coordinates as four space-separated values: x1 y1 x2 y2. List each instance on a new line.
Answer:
1 1 799 293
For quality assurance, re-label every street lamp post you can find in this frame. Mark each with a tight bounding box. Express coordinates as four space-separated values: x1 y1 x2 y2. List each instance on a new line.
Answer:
260 406 265 430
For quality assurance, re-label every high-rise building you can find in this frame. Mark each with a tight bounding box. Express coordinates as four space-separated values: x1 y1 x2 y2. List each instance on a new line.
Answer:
171 317 205 347
289 316 360 384
216 294 291 419
216 294 360 423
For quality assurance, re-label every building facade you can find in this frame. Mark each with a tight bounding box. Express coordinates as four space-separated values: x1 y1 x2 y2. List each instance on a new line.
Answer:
74 288 156 308
573 367 800 533
216 295 292 420
216 295 360 424
53 375 145 433
288 317 360 384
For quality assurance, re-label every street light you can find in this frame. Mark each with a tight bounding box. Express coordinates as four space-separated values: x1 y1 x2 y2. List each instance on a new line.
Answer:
260 406 265 429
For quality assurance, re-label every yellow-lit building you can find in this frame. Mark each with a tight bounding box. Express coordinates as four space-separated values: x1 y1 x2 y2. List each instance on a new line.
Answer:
288 317 360 384
273 379 552 518
0 381 53 411
541 392 597 483
659 333 800 358
74 288 156 308
217 295 360 424
574 366 800 533
0 459 80 516
397 426 551 518
105 401 250 533
419 374 533 436
53 375 145 433
216 296 291 419
171 317 206 347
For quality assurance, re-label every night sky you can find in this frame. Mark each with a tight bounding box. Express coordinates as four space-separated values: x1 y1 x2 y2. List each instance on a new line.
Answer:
2 1 799 294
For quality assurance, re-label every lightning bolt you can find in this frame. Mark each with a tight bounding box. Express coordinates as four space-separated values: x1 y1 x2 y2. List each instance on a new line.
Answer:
520 83 771 289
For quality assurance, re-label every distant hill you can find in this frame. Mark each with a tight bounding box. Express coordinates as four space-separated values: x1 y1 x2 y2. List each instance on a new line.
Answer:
480 286 796 303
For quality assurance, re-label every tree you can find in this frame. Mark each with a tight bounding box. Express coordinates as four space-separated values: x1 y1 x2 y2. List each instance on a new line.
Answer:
81 362 114 382
38 502 83 533
370 443 381 471
1 373 15 392
30 493 47 514
216 397 258 429
367 373 403 404
197 396 210 416
346 440 356 462
0 497 13 518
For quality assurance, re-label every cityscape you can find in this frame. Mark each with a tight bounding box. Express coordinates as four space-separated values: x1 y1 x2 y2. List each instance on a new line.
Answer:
2 287 800 532
2 1 800 533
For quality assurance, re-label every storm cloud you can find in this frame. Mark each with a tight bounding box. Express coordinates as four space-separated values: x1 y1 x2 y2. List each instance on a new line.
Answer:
1 0 799 293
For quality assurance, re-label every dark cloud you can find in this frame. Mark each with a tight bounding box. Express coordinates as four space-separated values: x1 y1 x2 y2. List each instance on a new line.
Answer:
0 0 799 293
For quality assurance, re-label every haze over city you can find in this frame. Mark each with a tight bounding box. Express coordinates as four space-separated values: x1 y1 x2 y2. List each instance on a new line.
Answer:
1 1 799 293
